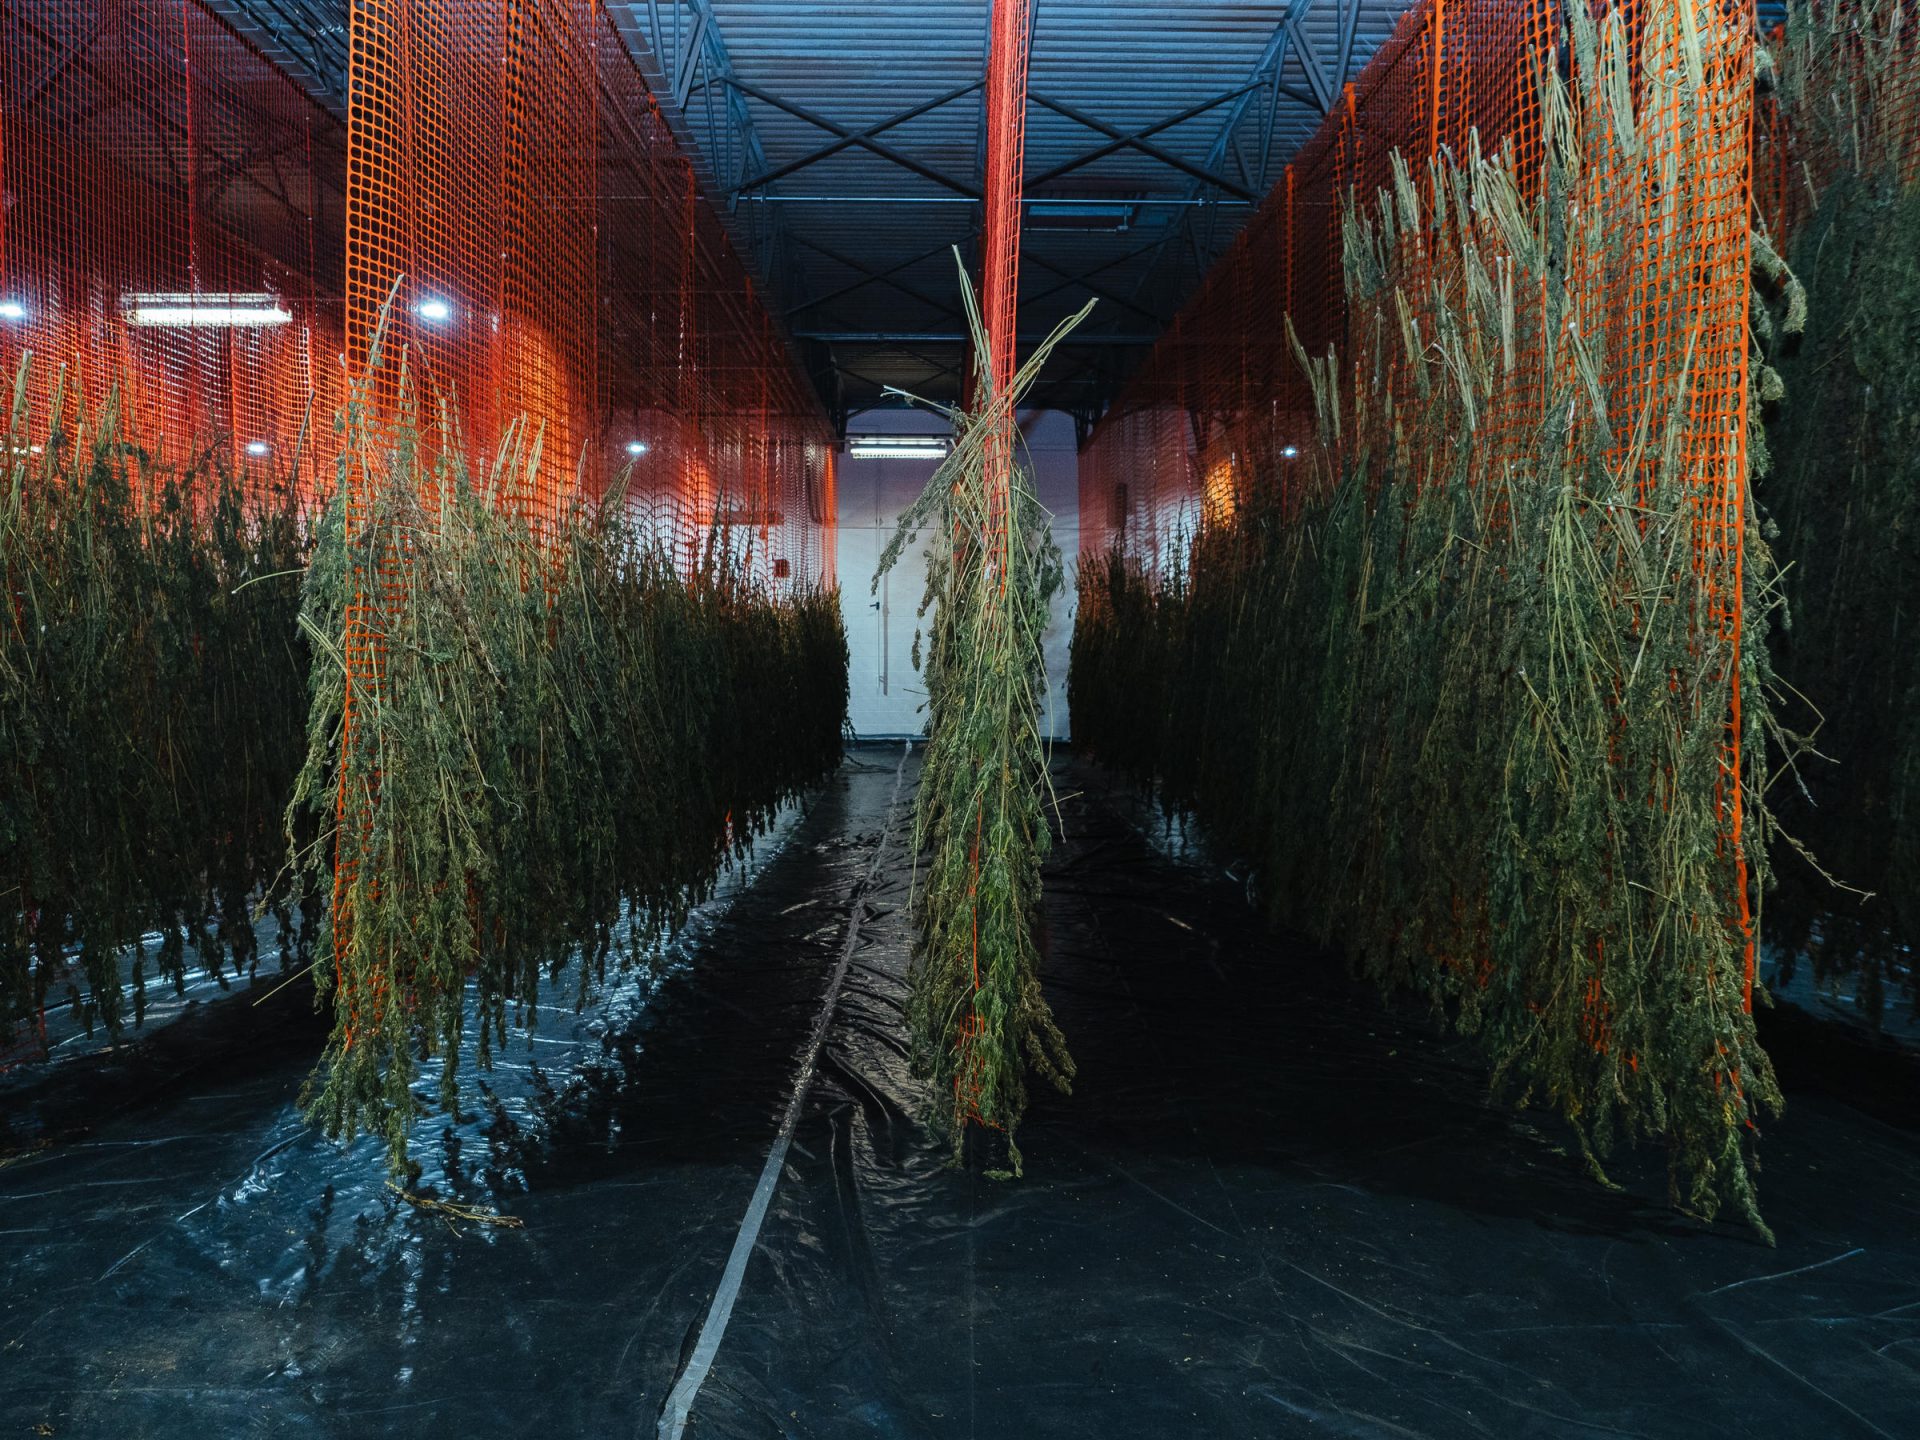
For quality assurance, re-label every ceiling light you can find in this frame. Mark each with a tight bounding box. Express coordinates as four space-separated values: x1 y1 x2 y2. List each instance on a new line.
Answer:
848 435 949 461
625 441 650 456
122 292 291 328
0 300 26 322
245 440 271 458
415 297 453 324
1026 200 1136 232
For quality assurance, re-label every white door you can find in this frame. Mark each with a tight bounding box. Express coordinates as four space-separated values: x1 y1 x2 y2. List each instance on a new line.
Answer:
836 409 1078 741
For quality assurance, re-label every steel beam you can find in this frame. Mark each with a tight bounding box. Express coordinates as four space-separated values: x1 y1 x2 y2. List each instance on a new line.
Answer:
1017 240 1164 309
1021 253 1162 327
1116 3 1335 338
1289 9 1338 114
786 243 956 318
791 236 968 326
607 1 769 201
202 0 349 115
1337 0 1365 83
795 332 1156 347
1021 83 1262 191
727 79 982 198
1029 93 1257 201
735 82 983 195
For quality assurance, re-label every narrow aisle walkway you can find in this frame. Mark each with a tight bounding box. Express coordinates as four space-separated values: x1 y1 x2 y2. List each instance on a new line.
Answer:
3 751 1917 1439
0 751 906 1437
686 759 1920 1440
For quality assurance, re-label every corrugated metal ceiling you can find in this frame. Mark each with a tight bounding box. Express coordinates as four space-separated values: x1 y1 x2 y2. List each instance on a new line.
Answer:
684 0 1416 418
211 0 1792 423
204 0 350 110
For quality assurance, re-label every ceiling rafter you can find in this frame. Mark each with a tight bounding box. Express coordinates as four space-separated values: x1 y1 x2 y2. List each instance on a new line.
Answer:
786 242 957 319
1022 82 1265 192
1017 239 1164 310
1288 2 1338 112
791 235 969 326
1021 252 1163 326
734 82 983 195
1029 92 1258 201
727 78 982 198
605 0 796 293
1103 0 1357 376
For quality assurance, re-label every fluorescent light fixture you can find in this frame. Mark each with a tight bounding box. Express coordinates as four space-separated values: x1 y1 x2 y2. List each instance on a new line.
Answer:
0 300 26 322
1281 445 1300 459
123 292 291 328
625 440 650 456
415 296 453 323
848 434 950 461
245 440 272 458
1026 200 1136 232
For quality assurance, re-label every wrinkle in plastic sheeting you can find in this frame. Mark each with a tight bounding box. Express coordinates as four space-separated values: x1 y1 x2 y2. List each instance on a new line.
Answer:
1 748 1917 1439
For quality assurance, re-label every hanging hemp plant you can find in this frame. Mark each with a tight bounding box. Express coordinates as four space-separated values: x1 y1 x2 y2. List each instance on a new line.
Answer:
874 255 1091 1173
291 324 848 1173
1756 0 1920 1019
1074 1 1794 1236
0 360 315 1041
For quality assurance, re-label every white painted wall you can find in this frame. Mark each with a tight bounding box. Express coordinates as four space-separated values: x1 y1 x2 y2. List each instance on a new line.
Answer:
837 407 1079 740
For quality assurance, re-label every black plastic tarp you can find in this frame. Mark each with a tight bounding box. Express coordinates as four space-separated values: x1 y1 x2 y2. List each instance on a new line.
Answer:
2 745 1918 1437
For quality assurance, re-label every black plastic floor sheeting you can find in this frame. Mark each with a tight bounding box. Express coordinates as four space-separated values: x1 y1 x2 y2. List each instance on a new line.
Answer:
0 753 900 1436
1 747 1918 1438
693 759 1920 1440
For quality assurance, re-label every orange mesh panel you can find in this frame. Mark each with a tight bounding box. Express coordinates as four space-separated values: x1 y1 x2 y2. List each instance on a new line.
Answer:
1082 0 1760 1001
342 0 596 530
0 0 347 500
331 0 835 1040
1080 0 1570 579
590 7 833 589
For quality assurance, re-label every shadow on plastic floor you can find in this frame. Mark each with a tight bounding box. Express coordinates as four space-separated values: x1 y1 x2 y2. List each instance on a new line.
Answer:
693 755 1920 1440
0 750 902 1438
2 747 1917 1438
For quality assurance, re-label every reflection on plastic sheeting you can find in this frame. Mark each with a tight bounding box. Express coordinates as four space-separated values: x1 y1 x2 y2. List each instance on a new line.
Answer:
2 750 1918 1438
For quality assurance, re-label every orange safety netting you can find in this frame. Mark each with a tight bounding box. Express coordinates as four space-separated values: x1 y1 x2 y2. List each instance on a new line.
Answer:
330 0 838 1049
1081 0 1756 567
951 0 1034 1129
1752 0 1920 247
0 0 837 576
341 0 835 584
0 0 348 498
1078 0 1569 565
1081 0 1761 995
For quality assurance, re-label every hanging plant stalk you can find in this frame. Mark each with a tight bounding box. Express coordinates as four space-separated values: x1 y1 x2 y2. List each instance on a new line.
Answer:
875 255 1090 1174
1 360 315 1041
1074 2 1791 1237
292 335 848 1172
1757 0 1920 1018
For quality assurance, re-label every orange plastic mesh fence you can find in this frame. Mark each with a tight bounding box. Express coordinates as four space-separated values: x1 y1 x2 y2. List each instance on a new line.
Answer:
949 0 1034 1128
0 0 348 499
343 0 596 529
330 0 836 1041
1079 0 1573 566
1081 0 1762 560
341 0 834 576
592 7 836 588
1753 0 1920 248
1081 0 1760 995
